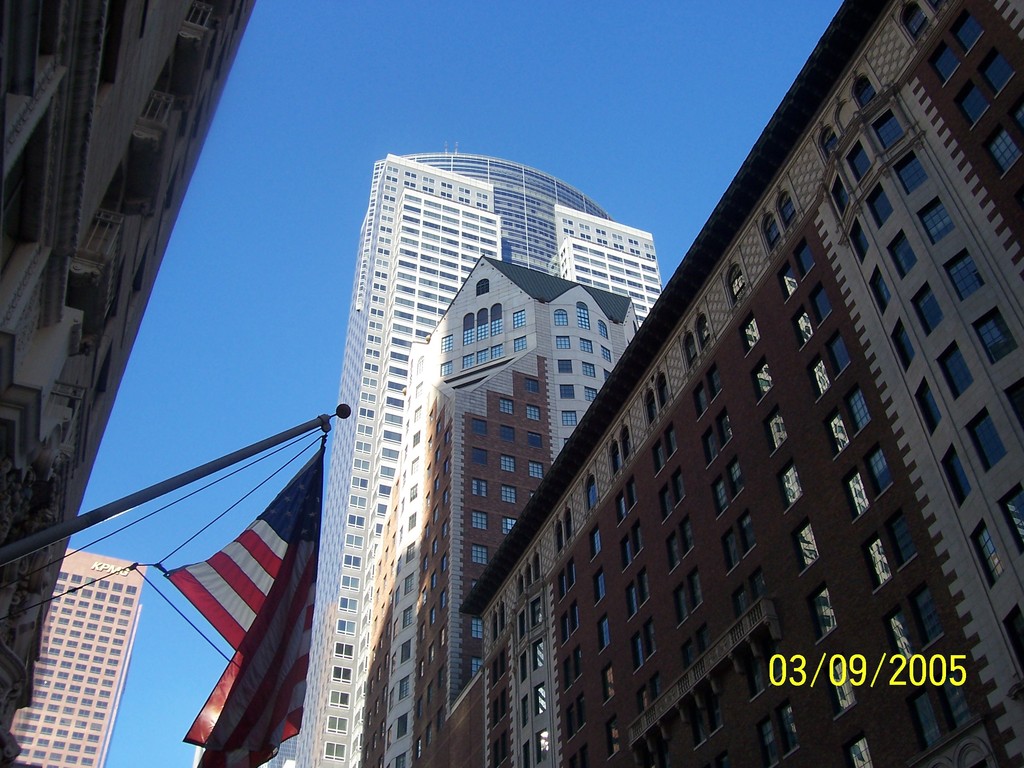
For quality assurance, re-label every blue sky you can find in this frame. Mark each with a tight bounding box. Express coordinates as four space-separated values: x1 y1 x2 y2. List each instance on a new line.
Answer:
70 3 843 765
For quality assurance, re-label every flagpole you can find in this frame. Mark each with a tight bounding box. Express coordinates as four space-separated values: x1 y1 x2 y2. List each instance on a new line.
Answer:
0 405 351 568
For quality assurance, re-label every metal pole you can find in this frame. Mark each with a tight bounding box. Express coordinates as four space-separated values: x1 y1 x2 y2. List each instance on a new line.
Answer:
0 405 351 568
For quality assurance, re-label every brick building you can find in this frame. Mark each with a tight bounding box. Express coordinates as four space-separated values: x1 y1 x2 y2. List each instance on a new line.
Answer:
462 1 1024 767
360 258 638 768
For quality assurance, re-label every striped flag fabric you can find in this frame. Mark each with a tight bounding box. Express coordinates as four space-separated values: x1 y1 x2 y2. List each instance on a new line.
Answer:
167 448 324 768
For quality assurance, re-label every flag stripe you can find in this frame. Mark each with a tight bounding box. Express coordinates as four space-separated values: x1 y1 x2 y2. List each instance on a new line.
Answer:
170 448 324 768
167 566 249 650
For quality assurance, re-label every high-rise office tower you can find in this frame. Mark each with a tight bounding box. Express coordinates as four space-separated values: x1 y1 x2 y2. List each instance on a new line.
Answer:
11 551 144 768
302 154 662 767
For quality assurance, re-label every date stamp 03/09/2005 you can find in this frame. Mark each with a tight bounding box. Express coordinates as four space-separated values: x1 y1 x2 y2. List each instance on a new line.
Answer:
769 653 967 688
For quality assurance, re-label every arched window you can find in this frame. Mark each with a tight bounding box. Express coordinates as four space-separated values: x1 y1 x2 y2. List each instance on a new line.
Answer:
610 441 621 473
763 215 781 249
820 128 838 157
778 193 796 226
554 309 569 326
598 320 609 339
656 373 669 408
477 308 490 340
490 303 503 335
564 508 573 538
620 426 631 458
555 520 565 551
729 265 747 303
853 76 876 107
577 302 591 330
696 315 711 348
684 333 698 365
586 476 598 509
476 279 490 296
645 390 657 424
463 313 475 345
902 3 927 38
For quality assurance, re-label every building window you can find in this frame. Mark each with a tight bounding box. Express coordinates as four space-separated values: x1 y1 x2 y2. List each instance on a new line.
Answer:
870 269 891 310
867 446 893 493
847 142 871 181
931 42 959 82
988 128 1021 173
853 76 876 107
558 359 573 374
832 177 849 214
945 251 983 299
916 381 941 433
918 199 954 243
1002 486 1024 552
942 447 972 504
968 409 1007 469
597 616 611 651
754 360 773 399
884 512 917 565
912 285 943 335
527 431 542 447
472 511 488 529
501 485 517 503
562 411 578 427
846 471 870 518
895 153 927 193
471 545 488 565
795 522 819 570
500 454 516 472
867 185 893 226
939 344 973 397
556 335 571 349
974 310 1017 362
847 736 873 767
910 693 942 747
598 320 608 339
560 383 575 399
777 702 798 754
513 309 527 328
529 461 543 479
956 82 989 125
821 127 838 156
902 3 927 38
974 523 1004 584
767 410 787 451
779 463 802 507
763 216 781 249
525 377 540 393
811 586 837 638
577 302 591 329
851 219 870 261
829 411 850 453
501 425 515 441
952 11 983 51
888 232 917 277
743 316 760 351
580 338 593 353
779 193 796 225
499 397 514 414
758 718 778 767
472 478 488 497
892 321 915 369
526 404 540 420
866 537 892 587
912 587 943 643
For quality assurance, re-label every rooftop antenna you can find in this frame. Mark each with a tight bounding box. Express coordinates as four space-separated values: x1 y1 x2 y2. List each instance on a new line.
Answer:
443 141 448 154
454 141 459 154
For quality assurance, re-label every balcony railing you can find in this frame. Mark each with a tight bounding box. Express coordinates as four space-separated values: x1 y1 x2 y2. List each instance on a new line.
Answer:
627 598 781 747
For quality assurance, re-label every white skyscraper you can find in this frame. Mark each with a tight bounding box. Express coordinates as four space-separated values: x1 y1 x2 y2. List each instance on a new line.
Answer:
301 154 661 768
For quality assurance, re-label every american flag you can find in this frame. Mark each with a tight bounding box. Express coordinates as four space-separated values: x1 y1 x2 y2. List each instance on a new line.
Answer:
167 447 324 768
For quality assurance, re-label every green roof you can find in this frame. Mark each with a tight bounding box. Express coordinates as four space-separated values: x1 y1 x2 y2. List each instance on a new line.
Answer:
483 258 633 323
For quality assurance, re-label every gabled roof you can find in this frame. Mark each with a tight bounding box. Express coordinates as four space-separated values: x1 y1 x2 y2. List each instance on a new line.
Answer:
483 258 633 323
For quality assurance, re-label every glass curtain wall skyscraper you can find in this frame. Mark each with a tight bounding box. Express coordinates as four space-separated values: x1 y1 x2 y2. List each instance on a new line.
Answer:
301 154 661 768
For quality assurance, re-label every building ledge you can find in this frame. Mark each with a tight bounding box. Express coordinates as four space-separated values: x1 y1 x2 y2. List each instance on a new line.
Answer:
627 598 780 748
